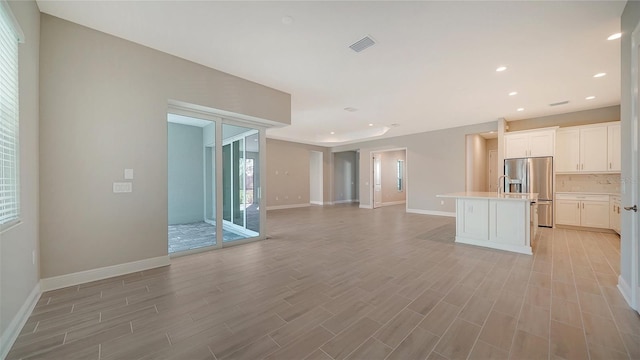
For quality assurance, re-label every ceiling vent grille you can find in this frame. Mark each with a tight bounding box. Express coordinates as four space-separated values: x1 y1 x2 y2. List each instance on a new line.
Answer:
349 36 376 53
549 101 569 107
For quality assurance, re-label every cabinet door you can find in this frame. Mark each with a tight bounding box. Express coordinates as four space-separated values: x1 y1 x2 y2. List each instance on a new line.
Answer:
608 124 621 172
456 198 489 240
609 199 617 231
580 126 608 172
556 129 580 172
581 201 610 228
528 130 555 157
505 134 529 159
489 200 525 245
556 200 581 226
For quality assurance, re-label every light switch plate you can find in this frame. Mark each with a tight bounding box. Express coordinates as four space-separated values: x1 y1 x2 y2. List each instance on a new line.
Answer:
124 168 134 180
113 182 133 193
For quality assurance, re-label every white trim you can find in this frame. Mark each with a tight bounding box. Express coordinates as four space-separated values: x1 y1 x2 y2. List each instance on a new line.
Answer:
0 283 40 360
618 275 634 310
455 236 533 255
406 208 456 217
266 203 310 211
378 200 406 207
310 201 324 206
40 256 170 292
359 204 373 209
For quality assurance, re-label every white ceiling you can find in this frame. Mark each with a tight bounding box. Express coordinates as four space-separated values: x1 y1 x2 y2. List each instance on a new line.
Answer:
36 1 625 146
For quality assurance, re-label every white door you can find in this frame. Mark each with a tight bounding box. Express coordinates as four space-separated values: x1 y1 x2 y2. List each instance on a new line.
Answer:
373 154 382 208
625 28 640 311
580 126 608 172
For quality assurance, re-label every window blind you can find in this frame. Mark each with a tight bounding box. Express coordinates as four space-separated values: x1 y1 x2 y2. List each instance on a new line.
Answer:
0 2 20 225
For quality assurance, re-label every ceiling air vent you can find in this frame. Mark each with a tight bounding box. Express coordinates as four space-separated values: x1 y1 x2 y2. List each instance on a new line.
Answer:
549 101 569 107
349 36 376 53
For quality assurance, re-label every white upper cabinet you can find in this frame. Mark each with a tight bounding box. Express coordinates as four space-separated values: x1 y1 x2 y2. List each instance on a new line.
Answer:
555 122 618 173
504 129 555 159
555 129 580 172
580 126 608 172
608 123 621 172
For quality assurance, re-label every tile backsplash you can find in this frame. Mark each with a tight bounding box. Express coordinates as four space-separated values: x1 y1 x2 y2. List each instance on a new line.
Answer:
556 174 620 193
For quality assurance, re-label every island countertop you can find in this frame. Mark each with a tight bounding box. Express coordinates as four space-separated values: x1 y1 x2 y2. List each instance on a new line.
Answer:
437 192 538 202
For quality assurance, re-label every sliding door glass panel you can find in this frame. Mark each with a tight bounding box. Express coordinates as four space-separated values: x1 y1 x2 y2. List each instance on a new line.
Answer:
222 124 260 242
222 143 231 222
167 114 217 254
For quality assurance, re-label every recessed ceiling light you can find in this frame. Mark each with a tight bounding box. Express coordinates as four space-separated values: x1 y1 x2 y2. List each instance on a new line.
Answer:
344 107 358 112
368 123 373 127
281 16 294 25
496 66 507 72
517 108 524 112
586 96 596 100
330 131 335 135
607 32 621 40
593 72 606 78
489 131 496 134
508 91 518 96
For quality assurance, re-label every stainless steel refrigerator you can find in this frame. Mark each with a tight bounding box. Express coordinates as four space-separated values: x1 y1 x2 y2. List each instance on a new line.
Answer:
504 157 553 227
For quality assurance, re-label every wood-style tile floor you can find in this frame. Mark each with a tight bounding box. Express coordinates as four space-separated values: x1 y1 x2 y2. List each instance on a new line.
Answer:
7 204 640 360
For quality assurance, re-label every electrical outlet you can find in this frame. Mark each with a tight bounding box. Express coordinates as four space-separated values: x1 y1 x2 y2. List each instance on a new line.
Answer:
440 200 444 205
113 182 133 193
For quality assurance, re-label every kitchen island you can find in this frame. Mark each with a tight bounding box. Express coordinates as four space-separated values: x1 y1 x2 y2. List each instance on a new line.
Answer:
437 192 538 255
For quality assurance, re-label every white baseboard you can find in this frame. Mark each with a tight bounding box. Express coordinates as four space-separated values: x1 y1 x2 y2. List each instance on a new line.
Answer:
359 204 373 209
310 201 324 206
40 255 170 292
266 203 311 211
378 201 406 207
618 275 635 310
0 283 41 360
406 208 456 217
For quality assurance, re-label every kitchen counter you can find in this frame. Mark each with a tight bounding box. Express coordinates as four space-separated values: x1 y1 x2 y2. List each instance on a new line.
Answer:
556 191 620 196
437 192 537 255
438 191 538 201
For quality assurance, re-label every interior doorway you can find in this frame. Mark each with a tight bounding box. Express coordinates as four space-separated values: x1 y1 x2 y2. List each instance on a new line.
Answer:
465 132 498 192
309 151 323 205
371 149 406 209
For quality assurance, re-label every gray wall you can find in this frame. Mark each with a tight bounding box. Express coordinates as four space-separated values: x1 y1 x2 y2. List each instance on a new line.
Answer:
621 2 640 297
168 123 204 225
334 121 497 212
39 14 290 278
266 139 332 207
1 0 40 342
507 105 620 132
333 151 357 202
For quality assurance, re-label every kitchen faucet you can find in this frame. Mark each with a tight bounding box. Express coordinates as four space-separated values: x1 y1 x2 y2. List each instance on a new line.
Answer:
497 175 511 194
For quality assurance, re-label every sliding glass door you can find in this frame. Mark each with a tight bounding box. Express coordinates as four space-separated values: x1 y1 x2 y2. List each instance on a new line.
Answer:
222 124 260 242
167 111 264 255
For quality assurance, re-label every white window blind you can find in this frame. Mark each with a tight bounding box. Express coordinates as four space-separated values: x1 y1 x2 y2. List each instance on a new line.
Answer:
0 1 21 225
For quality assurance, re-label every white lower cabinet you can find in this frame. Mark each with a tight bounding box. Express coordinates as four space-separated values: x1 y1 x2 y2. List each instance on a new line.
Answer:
610 196 621 234
555 194 610 229
556 200 581 226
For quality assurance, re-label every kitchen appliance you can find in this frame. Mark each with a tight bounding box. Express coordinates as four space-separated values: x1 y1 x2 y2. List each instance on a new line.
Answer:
504 157 553 227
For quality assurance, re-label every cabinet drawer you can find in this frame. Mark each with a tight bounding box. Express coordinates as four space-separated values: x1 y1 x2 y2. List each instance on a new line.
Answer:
556 194 609 202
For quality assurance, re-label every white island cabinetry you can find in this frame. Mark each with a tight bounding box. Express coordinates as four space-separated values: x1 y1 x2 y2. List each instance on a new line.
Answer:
438 192 537 255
